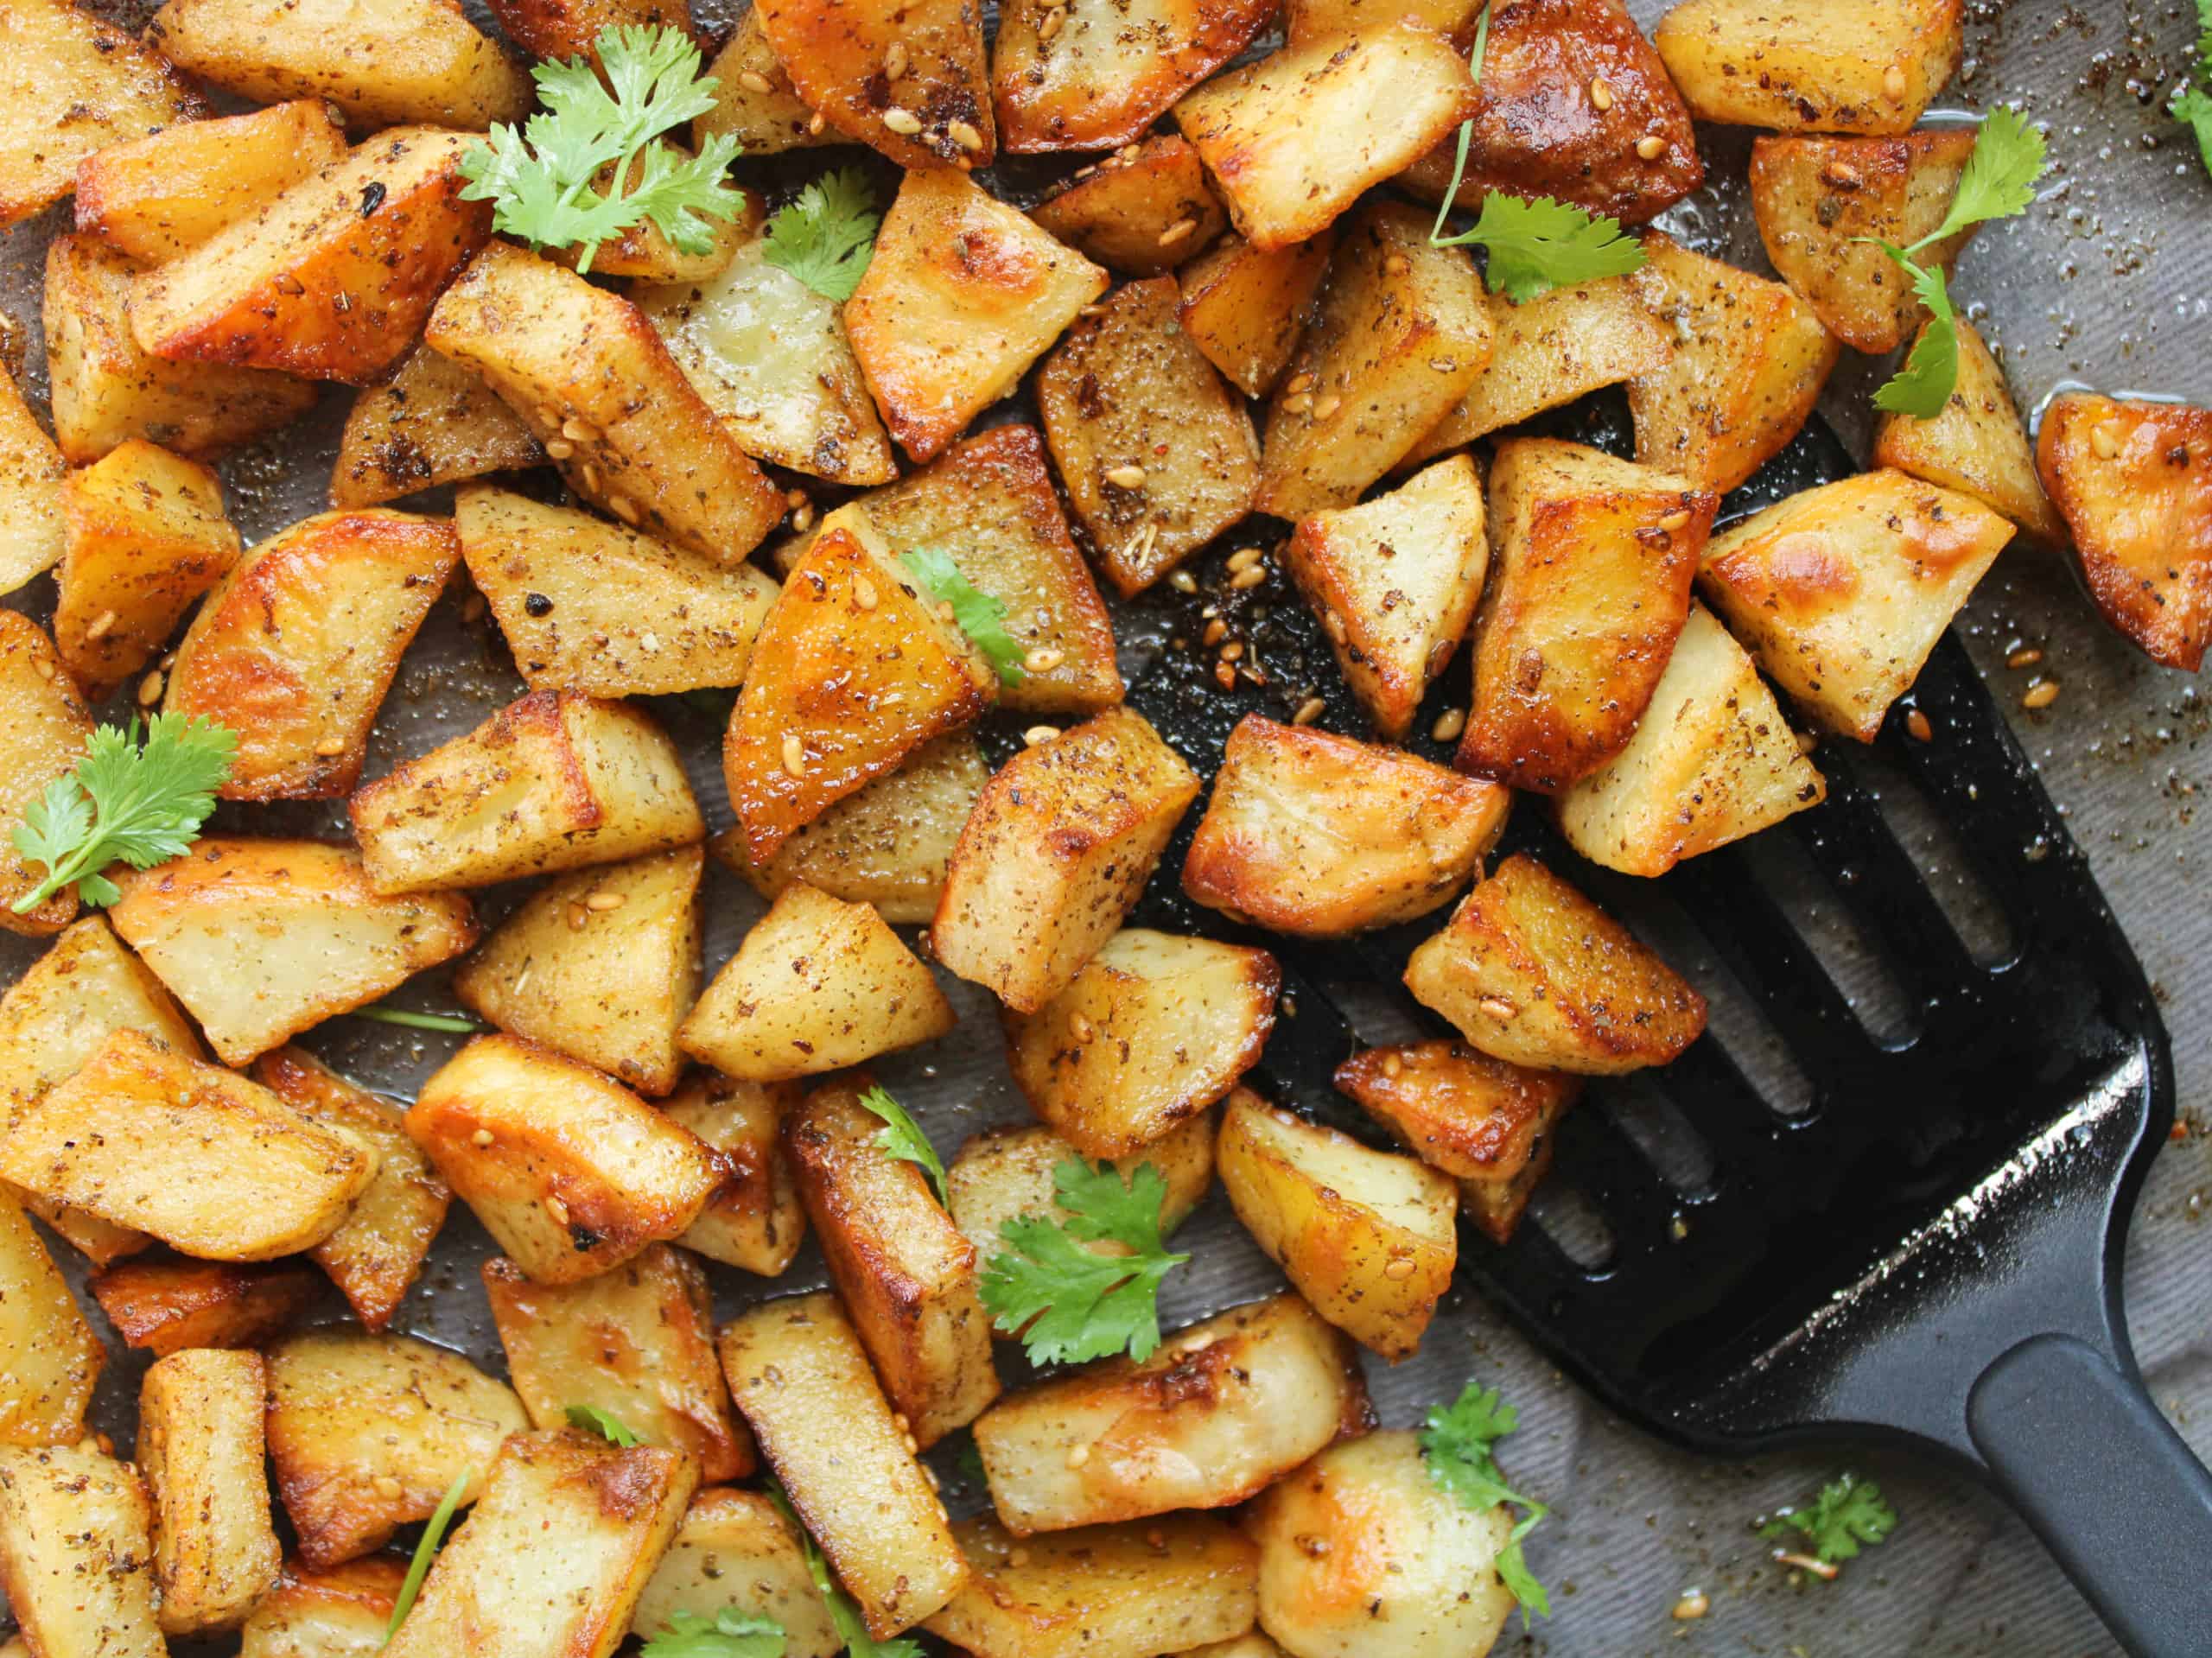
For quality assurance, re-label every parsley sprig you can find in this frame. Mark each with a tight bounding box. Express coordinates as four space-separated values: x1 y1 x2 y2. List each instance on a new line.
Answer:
459 24 746 276
901 549 1026 685
980 1159 1191 1366
1758 1471 1897 1580
1421 1381 1550 1623
639 1609 786 1657
764 168 881 302
383 1468 472 1642
2170 1 2212 180
10 713 235 913
856 1083 950 1204
566 1403 641 1446
764 1479 923 1658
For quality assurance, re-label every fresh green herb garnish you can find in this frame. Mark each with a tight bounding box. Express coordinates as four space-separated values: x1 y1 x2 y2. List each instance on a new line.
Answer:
764 1480 924 1658
382 1469 472 1643
459 24 747 276
566 1403 640 1446
1421 1382 1551 1622
763 167 882 302
900 549 1026 686
349 1006 490 1034
979 1159 1190 1366
1758 1471 1898 1579
10 712 235 913
856 1083 950 1204
2170 1 2212 180
638 1608 787 1657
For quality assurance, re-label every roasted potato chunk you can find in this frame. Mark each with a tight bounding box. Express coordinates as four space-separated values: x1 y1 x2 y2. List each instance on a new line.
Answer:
164 509 462 800
90 1258 319 1356
485 0 696 66
0 363 65 597
632 1489 840 1658
948 1115 1216 1270
1654 0 1963 135
139 1348 280 1636
0 1191 103 1446
1174 231 1334 398
754 0 992 167
662 1072 805 1276
933 706 1201 1013
331 346 543 508
994 0 1273 152
74 99 348 264
694 10 835 156
1872 319 2064 545
0 614 92 935
238 1558 404 1658
0 1443 163 1657
0 913 201 1118
1404 852 1707 1073
1031 137 1228 276
407 1033 721 1284
1699 469 2013 740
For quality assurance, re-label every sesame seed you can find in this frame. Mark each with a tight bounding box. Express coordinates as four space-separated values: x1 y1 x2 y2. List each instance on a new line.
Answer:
1674 1590 1711 1621
882 107 923 135
1230 566 1266 589
1882 63 1909 101
1431 707 1466 742
580 461 600 491
1157 217 1198 248
1380 1051 1403 1077
586 891 626 912
1039 5 1065 38
1325 610 1348 643
1214 659 1238 688
1227 546 1262 573
1588 76 1614 111
782 733 808 777
1168 569 1198 594
1293 696 1325 726
2006 645 2044 669
1905 708 1933 741
562 416 599 444
854 576 878 611
473 1128 495 1147
808 112 827 134
1280 391 1314 416
1069 1013 1096 1041
374 1476 405 1500
568 901 590 930
1659 508 1692 531
1383 1257 1416 1280
884 41 907 79
1822 159 1863 189
1478 995 1519 1020
1219 640 1244 662
2091 422 2122 460
545 1196 569 1225
1285 373 1314 394
791 503 815 531
137 670 163 705
314 735 347 757
949 120 984 153
1023 724 1060 746
1312 394 1341 420
738 69 773 93
1066 1443 1091 1468
607 493 639 524
1024 645 1065 672
2023 679 2060 710
544 438 575 461
1637 134 1668 161
1202 619 1228 646
85 610 117 641
1105 463 1147 488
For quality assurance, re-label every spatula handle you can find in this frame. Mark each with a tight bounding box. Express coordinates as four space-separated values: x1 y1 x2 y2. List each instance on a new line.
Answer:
1967 1332 2212 1658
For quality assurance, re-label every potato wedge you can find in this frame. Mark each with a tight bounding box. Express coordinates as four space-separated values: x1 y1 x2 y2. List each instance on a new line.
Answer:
407 1033 721 1284
139 1348 280 1636
0 1443 162 1658
679 883 956 1083
947 1115 1216 1270
1698 469 2013 740
972 1293 1370 1534
164 508 462 800
238 1558 404 1658
1174 231 1334 398
331 346 543 508
1654 0 1962 135
718 1291 969 1638
663 1072 806 1275
933 706 1200 1013
0 363 65 597
1030 137 1228 276
1872 319 2063 545
1038 275 1259 596
0 914 202 1121
90 1258 319 1356
0 1190 103 1446
0 614 92 935
350 690 705 893
754 0 992 167
1404 852 1707 1073
486 0 695 65
993 0 1273 153
633 1490 838 1656
693 10 836 156
1183 716 1509 935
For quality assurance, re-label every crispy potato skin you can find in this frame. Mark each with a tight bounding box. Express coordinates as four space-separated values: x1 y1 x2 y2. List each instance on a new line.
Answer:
1654 0 1963 135
755 0 992 167
139 1348 281 1636
0 1442 165 1658
1030 137 1228 276
90 1258 321 1356
0 1191 104 1447
632 1488 843 1658
995 0 1274 152
239 1557 406 1656
332 346 543 508
0 613 92 934
1175 231 1335 400
486 0 696 64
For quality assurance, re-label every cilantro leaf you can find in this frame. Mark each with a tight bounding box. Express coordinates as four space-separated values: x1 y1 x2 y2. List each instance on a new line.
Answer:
901 549 1026 685
1430 184 1643 303
10 712 236 914
1758 1472 1898 1572
383 1468 472 1642
855 1083 950 1204
1870 256 1960 419
980 1159 1191 1367
638 1608 786 1658
566 1404 641 1446
764 1480 924 1658
763 168 882 302
2173 1 2212 179
1421 1382 1551 1622
1912 105 2047 251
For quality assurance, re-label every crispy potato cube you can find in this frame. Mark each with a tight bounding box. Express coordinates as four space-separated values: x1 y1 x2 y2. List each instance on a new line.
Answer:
484 1243 752 1483
0 1443 162 1657
0 0 198 229
147 0 531 128
0 614 92 935
786 1077 999 1445
251 1046 449 1330
74 99 349 264
108 839 476 1065
1030 137 1228 276
1183 716 1509 936
350 690 705 893
1872 319 2063 545
266 1329 525 1568
933 706 1200 1013
0 912 201 1121
1174 231 1334 398
42 232 318 465
0 363 65 597
0 1191 103 1445
1255 201 1491 519
1038 275 1259 596
1405 852 1707 1073
164 509 462 800
1283 452 1490 739
994 0 1273 153
1654 0 1962 135
1627 232 1840 494
2036 393 2212 671
54 437 240 698
846 169 1107 463
139 1348 280 1636
679 883 956 1083
1249 1430 1519 1655
754 0 992 167
663 1072 804 1275
238 1558 404 1658
0 1030 374 1259
331 346 543 509
90 1258 319 1355
719 1291 969 1637
632 1489 839 1657
1699 469 2013 739
426 240 786 562
408 1034 721 1285
381 1432 696 1658
694 11 835 155
927 1514 1260 1658
129 129 493 384
453 847 702 1098
486 0 696 67
1006 930 1277 1159
1558 602 1827 874
457 486 778 698
947 1115 1215 1269
973 1293 1370 1534
725 517 995 862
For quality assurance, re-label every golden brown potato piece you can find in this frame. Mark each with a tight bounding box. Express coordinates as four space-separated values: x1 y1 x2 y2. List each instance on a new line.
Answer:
633 1491 838 1657
948 1115 1215 1272
662 1072 805 1276
90 1258 317 1355
238 1558 404 1658
1174 24 1478 251
164 508 462 800
350 690 705 893
1174 231 1334 399
1699 469 2013 740
1872 319 2063 545
147 0 531 128
994 0 1272 152
407 1033 721 1284
331 346 543 508
1039 275 1259 596
1627 232 1840 495
139 1348 280 1636
0 363 65 598
1030 137 1227 276
719 1291 969 1638
0 614 92 935
484 1244 752 1482
0 1442 163 1657
972 1293 1370 1534
693 10 835 155
1284 451 1489 739
486 0 695 65
1404 852 1707 1074
0 914 202 1121
0 1191 103 1446
846 168 1109 464
74 99 349 264
2036 393 2212 671
785 1077 1000 1445
426 239 787 563
129 128 493 385
1256 201 1491 519
265 1329 525 1569
754 0 992 167
933 706 1200 1013
1654 0 1962 135
679 883 956 1082
1183 716 1509 936
1558 601 1827 875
